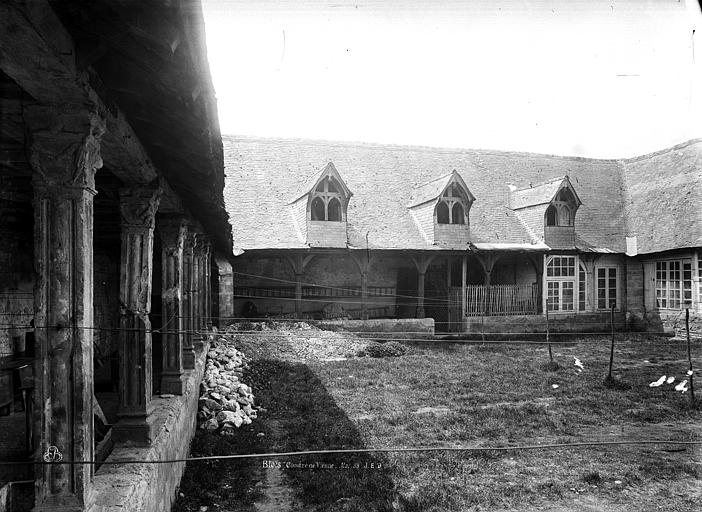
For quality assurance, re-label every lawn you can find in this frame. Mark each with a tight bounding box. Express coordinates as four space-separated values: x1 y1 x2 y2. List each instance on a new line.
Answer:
174 331 702 512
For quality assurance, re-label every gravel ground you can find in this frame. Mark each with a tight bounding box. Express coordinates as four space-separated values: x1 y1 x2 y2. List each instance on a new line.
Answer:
226 321 370 362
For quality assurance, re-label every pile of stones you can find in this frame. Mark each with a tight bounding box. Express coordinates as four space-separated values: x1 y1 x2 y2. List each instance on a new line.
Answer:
197 339 257 433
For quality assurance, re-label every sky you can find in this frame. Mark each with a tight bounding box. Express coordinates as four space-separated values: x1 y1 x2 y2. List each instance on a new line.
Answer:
202 0 702 158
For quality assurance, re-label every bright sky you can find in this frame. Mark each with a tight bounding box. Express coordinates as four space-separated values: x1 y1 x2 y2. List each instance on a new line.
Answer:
203 0 702 158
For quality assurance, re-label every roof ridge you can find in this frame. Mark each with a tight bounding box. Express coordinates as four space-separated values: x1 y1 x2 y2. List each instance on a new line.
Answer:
222 133 702 162
619 137 702 163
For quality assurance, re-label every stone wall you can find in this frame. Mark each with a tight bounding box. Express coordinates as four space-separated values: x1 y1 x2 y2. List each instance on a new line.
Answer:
90 341 208 512
0 178 33 356
465 312 628 334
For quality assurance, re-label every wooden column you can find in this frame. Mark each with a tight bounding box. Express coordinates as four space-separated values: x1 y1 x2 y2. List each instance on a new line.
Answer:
215 256 234 327
408 253 435 319
28 107 105 511
202 239 212 329
361 271 369 320
295 272 303 318
182 230 197 369
477 254 499 316
115 184 162 445
462 255 468 319
350 252 371 321
288 254 314 319
158 217 187 395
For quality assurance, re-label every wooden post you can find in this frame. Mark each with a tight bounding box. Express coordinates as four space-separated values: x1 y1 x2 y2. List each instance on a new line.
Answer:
461 255 467 322
686 309 696 403
608 302 615 381
546 303 552 363
115 184 162 445
417 270 426 319
182 229 197 369
28 107 105 511
158 217 187 395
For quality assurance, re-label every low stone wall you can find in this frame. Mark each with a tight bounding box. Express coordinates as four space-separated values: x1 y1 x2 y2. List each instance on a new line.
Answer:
464 312 628 335
315 318 434 338
647 309 702 338
90 340 209 512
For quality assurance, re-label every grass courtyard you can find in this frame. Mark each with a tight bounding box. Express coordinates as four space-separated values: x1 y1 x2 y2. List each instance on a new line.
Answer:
174 329 701 512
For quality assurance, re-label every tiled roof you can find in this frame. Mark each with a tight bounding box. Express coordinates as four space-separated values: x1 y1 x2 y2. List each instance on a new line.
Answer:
223 136 702 254
510 176 581 210
409 172 454 207
620 139 702 254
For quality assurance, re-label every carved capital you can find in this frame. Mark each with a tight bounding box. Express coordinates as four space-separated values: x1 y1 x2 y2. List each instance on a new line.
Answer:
27 107 106 193
119 184 163 229
158 216 187 256
184 229 199 253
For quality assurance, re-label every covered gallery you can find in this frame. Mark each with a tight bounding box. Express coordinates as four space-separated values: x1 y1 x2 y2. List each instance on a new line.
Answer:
224 136 702 334
0 1 233 510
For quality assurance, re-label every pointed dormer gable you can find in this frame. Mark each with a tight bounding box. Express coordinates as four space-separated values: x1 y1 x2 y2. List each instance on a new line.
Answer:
509 176 581 249
288 161 352 247
408 170 475 247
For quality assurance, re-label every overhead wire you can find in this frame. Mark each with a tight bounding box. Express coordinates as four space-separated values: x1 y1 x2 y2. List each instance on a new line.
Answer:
0 439 700 467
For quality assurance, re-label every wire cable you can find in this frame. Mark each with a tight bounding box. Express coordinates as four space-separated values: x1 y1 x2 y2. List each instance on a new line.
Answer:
1 439 700 467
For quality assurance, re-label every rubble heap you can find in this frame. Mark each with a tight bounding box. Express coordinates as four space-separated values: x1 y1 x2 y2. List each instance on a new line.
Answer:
197 338 257 433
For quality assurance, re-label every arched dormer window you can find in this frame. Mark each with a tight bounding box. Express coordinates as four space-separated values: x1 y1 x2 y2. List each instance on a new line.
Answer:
309 176 346 222
436 183 469 224
545 186 578 227
546 205 557 226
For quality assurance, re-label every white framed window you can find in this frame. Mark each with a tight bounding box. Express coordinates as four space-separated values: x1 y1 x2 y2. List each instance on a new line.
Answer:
578 262 587 311
654 260 694 310
596 267 618 310
546 256 577 312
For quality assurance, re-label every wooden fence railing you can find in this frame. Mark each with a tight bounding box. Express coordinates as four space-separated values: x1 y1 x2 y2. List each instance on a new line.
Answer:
235 286 397 299
465 284 539 316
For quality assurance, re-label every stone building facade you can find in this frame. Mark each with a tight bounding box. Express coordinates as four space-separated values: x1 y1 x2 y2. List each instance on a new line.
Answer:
224 135 702 334
0 1 234 510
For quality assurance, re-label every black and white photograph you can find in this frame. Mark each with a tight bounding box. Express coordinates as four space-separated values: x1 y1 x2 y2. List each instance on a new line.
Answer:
0 1 701 511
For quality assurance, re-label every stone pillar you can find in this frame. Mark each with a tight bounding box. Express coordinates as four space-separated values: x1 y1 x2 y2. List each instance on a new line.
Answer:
192 239 203 343
295 273 303 319
182 230 197 369
115 185 162 445
216 257 234 328
27 107 105 511
158 217 187 395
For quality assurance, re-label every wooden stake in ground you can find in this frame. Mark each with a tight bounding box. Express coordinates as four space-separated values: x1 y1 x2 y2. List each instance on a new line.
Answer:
686 308 696 404
607 302 615 381
545 303 553 363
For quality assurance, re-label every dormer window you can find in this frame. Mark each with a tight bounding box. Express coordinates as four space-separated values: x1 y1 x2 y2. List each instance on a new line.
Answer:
310 176 346 222
436 183 469 225
545 186 578 227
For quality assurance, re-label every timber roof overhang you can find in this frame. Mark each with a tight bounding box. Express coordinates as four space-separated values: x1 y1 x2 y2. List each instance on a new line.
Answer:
0 0 232 255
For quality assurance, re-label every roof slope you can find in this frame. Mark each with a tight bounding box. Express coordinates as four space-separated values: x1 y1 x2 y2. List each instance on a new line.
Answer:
621 139 702 254
223 136 700 253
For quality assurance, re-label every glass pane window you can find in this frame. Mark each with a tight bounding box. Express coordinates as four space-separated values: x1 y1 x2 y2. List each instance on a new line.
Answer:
656 260 688 309
597 267 618 309
547 282 560 312
547 256 575 278
578 263 586 311
683 262 692 305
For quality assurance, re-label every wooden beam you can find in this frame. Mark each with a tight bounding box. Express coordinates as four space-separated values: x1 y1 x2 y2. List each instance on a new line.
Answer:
0 0 159 185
